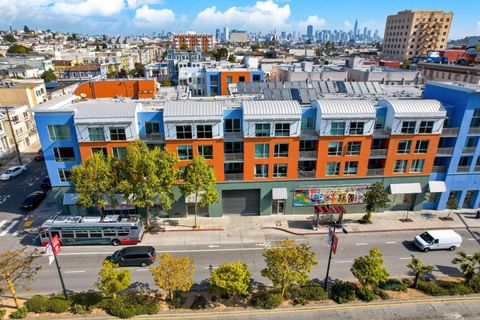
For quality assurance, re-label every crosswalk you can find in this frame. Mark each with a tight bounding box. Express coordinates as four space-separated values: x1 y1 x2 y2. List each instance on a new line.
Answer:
0 219 21 237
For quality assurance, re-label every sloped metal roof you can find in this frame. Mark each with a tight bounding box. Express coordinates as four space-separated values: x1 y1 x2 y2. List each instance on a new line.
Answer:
242 100 302 120
73 100 139 123
314 100 376 119
163 101 223 122
383 99 446 117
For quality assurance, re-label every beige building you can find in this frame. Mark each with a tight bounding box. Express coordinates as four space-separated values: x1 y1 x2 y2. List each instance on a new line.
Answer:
0 105 38 160
382 10 453 61
0 80 47 108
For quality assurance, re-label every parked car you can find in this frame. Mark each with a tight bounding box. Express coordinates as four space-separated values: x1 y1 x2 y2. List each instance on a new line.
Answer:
107 246 156 267
0 165 27 181
40 177 51 189
21 191 46 210
34 149 44 161
414 230 462 252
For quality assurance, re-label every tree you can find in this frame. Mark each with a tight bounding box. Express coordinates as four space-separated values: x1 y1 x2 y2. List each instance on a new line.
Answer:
180 44 188 50
161 79 172 86
7 44 31 54
4 34 16 43
179 156 219 228
406 255 434 289
107 69 118 79
0 248 41 308
452 251 480 283
446 196 458 219
210 261 251 297
350 247 389 288
23 25 30 33
95 260 131 300
130 62 145 77
71 152 115 215
228 54 236 63
150 253 195 301
41 70 57 83
361 182 390 223
261 239 317 299
400 59 411 70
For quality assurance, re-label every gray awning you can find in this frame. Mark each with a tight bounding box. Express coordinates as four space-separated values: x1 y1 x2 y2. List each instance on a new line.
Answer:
428 181 446 193
272 188 288 200
390 183 422 195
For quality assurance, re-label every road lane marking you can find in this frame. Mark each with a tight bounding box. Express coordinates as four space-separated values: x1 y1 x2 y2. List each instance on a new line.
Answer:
207 245 220 248
334 260 352 264
385 241 397 244
12 231 18 237
355 243 368 246
58 247 265 256
0 220 18 236
399 257 411 260
468 238 478 241
0 220 8 229
135 269 149 272
64 270 86 274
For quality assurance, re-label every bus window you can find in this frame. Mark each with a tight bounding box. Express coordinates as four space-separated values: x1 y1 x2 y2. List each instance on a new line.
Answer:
103 230 117 237
89 231 102 238
51 231 60 238
117 230 130 237
61 231 74 238
75 231 89 238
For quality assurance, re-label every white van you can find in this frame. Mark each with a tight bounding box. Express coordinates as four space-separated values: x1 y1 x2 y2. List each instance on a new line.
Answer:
414 230 462 252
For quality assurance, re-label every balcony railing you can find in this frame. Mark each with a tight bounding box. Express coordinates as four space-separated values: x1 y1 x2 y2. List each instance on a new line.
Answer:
224 173 244 181
463 147 477 154
468 127 480 134
299 151 317 159
370 149 388 158
367 168 384 176
441 127 459 137
224 153 244 161
224 132 243 139
457 166 470 173
140 133 165 142
297 170 316 178
431 166 445 173
475 165 480 172
300 130 319 138
373 128 390 138
436 147 454 156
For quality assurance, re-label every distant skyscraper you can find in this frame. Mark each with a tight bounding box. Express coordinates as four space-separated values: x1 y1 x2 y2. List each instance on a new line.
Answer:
307 25 313 40
223 27 230 42
215 28 221 42
353 19 358 38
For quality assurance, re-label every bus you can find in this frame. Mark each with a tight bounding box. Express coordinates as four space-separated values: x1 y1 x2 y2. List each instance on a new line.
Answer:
39 214 144 246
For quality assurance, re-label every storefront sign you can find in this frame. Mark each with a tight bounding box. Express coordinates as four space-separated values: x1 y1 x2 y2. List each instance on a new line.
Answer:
293 186 367 206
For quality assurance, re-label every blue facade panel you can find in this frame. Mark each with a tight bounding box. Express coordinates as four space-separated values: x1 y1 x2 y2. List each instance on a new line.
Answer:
223 109 243 131
205 71 220 96
137 111 164 136
250 71 264 82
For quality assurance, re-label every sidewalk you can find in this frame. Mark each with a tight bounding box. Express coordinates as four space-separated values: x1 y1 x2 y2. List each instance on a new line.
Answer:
0 141 40 168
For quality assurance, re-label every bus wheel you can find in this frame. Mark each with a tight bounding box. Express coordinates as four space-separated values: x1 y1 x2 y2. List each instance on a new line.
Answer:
111 239 120 246
141 262 147 267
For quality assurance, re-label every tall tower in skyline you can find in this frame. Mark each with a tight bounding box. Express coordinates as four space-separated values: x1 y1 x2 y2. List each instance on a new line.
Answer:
353 19 358 38
307 25 313 40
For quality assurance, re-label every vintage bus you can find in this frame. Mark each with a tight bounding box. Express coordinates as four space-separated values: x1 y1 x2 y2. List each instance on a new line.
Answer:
39 214 144 246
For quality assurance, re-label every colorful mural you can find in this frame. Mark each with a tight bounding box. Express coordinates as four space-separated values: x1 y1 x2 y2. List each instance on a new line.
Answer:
294 186 368 206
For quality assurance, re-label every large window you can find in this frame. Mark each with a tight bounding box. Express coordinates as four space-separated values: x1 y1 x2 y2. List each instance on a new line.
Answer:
410 159 425 173
225 119 241 133
254 164 268 178
414 140 429 154
273 164 287 178
328 142 343 156
418 121 434 133
330 122 346 135
470 109 480 128
112 147 127 159
274 144 289 157
274 123 290 136
109 127 126 141
177 146 193 160
255 123 270 137
58 168 72 183
88 127 105 141
198 145 213 159
92 147 108 157
48 125 71 141
254 144 269 158
346 141 361 155
301 117 315 130
401 121 416 134
343 161 358 175
197 125 213 138
224 142 242 153
394 160 408 173
326 162 340 176
176 125 192 139
397 140 412 154
348 122 364 135
299 140 316 151
53 147 75 162
145 121 160 135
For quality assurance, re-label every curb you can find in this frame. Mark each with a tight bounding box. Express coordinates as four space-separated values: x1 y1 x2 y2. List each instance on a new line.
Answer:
146 228 224 233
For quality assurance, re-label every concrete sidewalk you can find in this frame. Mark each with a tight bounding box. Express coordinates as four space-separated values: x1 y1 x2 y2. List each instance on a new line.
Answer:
0 141 40 168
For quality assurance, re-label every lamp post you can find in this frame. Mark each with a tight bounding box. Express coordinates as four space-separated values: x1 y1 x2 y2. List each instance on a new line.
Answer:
324 223 348 291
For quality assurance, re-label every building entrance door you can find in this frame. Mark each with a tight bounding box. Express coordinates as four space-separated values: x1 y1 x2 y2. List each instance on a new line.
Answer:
272 200 285 214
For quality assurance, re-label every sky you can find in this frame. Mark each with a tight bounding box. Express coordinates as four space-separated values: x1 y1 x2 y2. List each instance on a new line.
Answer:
0 0 479 39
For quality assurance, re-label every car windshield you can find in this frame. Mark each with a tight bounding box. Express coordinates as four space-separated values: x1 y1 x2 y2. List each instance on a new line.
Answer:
5 169 13 174
420 232 434 243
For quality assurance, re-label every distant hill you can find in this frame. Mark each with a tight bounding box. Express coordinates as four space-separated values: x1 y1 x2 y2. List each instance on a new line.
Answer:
448 36 479 47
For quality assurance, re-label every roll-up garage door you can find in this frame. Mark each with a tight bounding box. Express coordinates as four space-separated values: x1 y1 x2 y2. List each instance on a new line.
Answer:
222 189 260 215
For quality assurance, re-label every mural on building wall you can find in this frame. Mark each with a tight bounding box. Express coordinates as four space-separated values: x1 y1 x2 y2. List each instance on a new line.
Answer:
294 186 368 206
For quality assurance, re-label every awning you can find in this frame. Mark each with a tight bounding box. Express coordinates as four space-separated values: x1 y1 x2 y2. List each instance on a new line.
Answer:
272 188 288 200
390 183 422 195
63 193 78 205
428 181 446 193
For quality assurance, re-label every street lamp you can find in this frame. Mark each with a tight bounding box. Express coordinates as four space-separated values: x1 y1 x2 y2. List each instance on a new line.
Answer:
324 223 348 291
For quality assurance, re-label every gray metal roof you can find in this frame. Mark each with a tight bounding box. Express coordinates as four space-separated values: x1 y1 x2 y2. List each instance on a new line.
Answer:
163 101 223 122
314 100 376 119
73 100 139 123
382 99 446 117
242 100 302 120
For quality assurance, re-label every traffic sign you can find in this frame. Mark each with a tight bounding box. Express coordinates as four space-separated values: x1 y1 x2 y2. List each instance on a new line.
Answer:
44 235 61 266
331 234 338 254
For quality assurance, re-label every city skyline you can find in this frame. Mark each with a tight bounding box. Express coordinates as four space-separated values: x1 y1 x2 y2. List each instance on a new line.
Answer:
0 0 479 39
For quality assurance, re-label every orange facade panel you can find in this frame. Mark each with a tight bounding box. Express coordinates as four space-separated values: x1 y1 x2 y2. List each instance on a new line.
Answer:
74 79 157 99
78 141 132 162
220 71 251 95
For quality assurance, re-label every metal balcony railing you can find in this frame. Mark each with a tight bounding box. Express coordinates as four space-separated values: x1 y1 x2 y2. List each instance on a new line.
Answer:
436 147 454 156
468 127 480 134
367 168 384 176
373 129 390 138
457 166 470 173
441 127 459 137
299 151 317 159
431 166 445 173
300 130 319 138
297 170 316 178
224 132 243 139
463 147 476 154
140 133 165 141
224 173 244 181
475 165 480 172
224 153 244 161
370 149 388 158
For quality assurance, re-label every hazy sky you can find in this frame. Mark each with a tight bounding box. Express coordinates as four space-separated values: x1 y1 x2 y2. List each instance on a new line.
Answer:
0 0 478 39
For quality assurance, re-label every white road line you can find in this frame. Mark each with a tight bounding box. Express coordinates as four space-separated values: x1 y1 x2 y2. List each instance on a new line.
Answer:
135 269 149 272
399 257 411 260
64 270 86 274
204 266 219 270
12 231 18 237
334 260 353 264
207 245 220 248
355 243 368 246
468 238 478 241
58 247 265 256
0 220 18 236
0 220 8 229
385 241 397 244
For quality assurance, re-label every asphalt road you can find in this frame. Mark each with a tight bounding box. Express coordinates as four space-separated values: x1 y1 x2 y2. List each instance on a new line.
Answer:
28 229 480 295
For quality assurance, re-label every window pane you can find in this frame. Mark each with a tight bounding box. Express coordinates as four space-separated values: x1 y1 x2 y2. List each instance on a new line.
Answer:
254 144 269 158
197 125 213 138
109 127 126 141
328 142 343 156
176 125 192 139
92 148 108 157
348 122 364 135
414 140 429 154
88 127 105 141
112 147 127 159
255 123 270 137
254 164 268 178
54 147 76 162
145 121 160 134
346 142 361 155
344 161 358 175
273 144 289 157
401 121 416 134
410 159 425 172
198 145 213 159
177 146 193 160
273 164 287 177
58 169 72 183
418 121 434 134
330 122 345 135
394 160 407 173
326 162 340 175
225 119 241 133
274 123 290 136
48 125 71 141
397 140 412 154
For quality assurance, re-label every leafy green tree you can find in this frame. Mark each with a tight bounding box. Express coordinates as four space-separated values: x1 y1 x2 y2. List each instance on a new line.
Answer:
228 54 236 63
350 247 389 288
406 255 434 289
130 62 145 77
261 239 317 299
210 261 251 297
4 34 16 43
7 44 31 54
41 70 57 83
361 182 390 223
452 251 480 283
400 59 411 70
95 260 131 300
179 156 219 228
72 152 115 215
161 79 172 86
150 253 195 301
180 44 188 50
107 69 118 79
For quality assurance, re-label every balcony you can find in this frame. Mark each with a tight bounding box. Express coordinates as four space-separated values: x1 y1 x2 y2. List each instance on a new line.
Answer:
468 127 480 134
140 133 165 142
463 147 476 154
300 130 319 139
457 166 470 173
441 127 459 137
367 168 384 176
224 153 244 162
369 149 388 158
224 132 243 140
475 165 480 172
298 170 316 179
436 147 454 156
299 151 317 160
431 166 445 173
224 173 244 181
373 128 390 138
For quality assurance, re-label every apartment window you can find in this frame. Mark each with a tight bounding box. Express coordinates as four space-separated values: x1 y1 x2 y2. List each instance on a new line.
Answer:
58 168 72 183
346 141 361 155
375 116 385 130
23 111 29 119
197 125 213 138
394 160 408 173
253 74 261 81
177 146 193 160
48 125 71 141
145 121 160 135
255 123 270 137
53 147 75 162
459 156 470 166
348 122 364 135
112 147 127 159
225 119 241 133
418 121 434 133
401 121 416 134
299 140 315 151
274 144 289 157
225 163 243 174
301 117 315 130
176 125 192 139
254 164 268 178
328 142 343 156
397 140 412 154
330 122 346 135
326 162 340 176
239 76 245 82
414 140 429 154
424 192 439 203
254 144 269 158
224 142 242 153
92 147 108 157
273 164 287 178
109 127 126 141
12 115 19 124
344 161 358 175
471 109 480 128
226 76 233 83
274 123 290 136
88 127 105 141
410 159 425 173
198 145 213 159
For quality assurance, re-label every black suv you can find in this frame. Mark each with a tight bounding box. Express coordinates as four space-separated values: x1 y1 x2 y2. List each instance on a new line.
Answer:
107 246 156 267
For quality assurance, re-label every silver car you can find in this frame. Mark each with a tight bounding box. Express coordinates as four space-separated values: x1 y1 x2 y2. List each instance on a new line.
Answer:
0 165 27 181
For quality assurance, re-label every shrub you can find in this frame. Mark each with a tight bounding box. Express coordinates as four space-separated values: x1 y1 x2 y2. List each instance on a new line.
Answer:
71 292 103 311
104 293 160 318
417 280 448 296
0 309 6 319
106 299 139 319
72 304 87 314
437 281 473 295
170 292 186 309
47 296 72 313
9 308 27 319
467 276 480 293
250 291 282 309
356 286 375 302
373 288 390 300
379 279 407 292
331 281 356 304
401 278 413 287
191 295 208 310
286 282 328 305
25 295 49 313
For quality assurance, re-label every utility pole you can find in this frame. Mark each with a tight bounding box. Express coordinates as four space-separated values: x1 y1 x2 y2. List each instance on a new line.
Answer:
2 106 22 165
